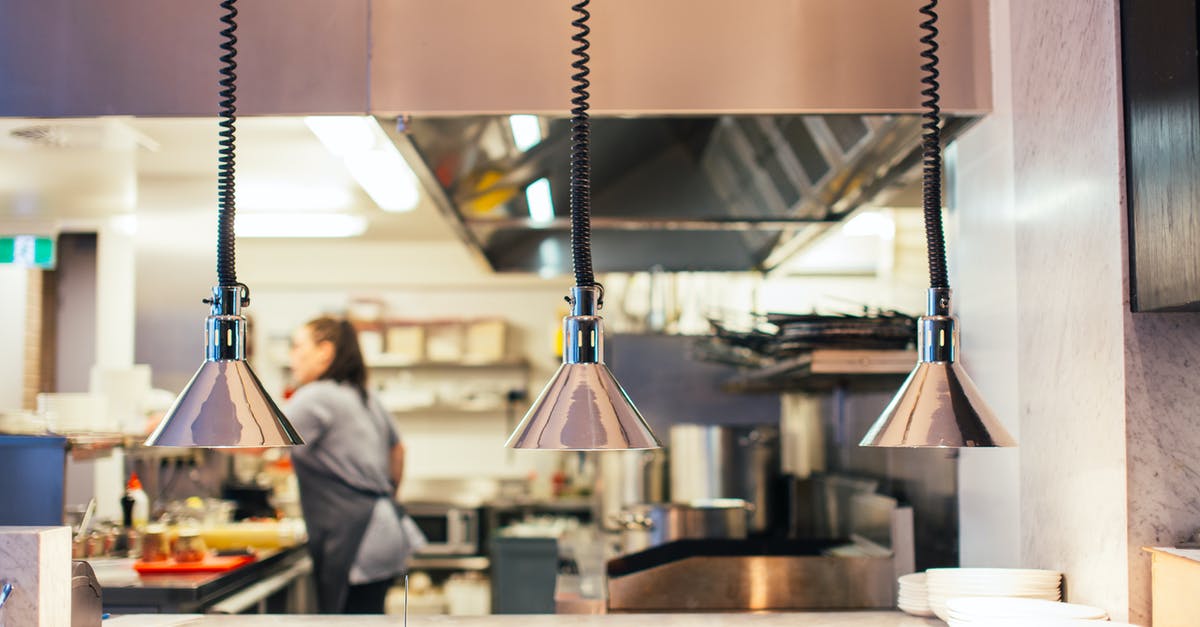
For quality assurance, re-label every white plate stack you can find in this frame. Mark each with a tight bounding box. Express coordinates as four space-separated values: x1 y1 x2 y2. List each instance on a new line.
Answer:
944 597 1118 626
897 572 933 617
925 568 1062 622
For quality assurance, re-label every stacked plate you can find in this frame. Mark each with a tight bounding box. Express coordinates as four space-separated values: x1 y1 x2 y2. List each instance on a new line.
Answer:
944 597 1107 625
925 568 1062 621
897 572 933 617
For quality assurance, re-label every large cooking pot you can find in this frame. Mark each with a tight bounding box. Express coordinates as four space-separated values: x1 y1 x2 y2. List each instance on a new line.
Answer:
598 449 669 532
613 498 753 554
669 424 780 534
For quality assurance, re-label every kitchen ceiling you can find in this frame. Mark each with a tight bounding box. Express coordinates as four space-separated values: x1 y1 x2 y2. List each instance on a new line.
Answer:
0 113 975 275
0 117 456 242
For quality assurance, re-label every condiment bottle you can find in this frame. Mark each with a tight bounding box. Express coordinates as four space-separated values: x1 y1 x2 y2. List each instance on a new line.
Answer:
126 472 150 529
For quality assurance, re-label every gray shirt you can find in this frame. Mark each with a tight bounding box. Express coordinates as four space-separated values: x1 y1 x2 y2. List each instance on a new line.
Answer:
287 381 418 584
287 381 397 498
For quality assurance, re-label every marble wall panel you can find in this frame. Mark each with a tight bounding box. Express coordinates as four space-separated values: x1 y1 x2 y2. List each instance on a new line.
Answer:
1008 0 1130 618
1123 312 1200 624
951 0 1022 569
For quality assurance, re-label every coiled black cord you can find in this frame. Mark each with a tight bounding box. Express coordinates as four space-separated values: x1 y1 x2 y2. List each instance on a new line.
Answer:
216 0 239 287
919 0 949 290
569 0 595 288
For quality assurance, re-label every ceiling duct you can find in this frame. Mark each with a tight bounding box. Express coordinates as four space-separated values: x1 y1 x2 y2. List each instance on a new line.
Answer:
390 113 976 274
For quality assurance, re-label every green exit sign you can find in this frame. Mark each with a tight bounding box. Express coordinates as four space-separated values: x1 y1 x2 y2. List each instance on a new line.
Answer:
0 236 56 269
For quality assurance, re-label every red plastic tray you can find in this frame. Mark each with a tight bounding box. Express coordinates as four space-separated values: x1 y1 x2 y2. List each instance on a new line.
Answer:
133 554 255 574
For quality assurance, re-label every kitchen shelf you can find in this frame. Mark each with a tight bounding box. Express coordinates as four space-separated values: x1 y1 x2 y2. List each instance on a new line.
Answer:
366 357 528 370
722 348 915 393
63 432 133 459
280 359 529 372
409 555 490 571
387 404 511 417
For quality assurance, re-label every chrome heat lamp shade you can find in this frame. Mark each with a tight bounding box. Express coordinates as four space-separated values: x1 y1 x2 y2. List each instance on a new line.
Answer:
506 286 660 450
146 285 303 448
860 288 1014 448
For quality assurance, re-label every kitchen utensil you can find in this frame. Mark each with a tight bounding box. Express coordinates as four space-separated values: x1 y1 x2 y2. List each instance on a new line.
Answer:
669 424 780 534
403 573 408 627
598 449 668 532
75 498 96 542
614 499 753 553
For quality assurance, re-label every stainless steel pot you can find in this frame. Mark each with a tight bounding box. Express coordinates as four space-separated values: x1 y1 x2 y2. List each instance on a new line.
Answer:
669 424 780 534
598 449 668 532
613 499 753 554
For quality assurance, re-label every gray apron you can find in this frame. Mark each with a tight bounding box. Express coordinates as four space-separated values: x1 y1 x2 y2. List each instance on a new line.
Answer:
293 459 386 613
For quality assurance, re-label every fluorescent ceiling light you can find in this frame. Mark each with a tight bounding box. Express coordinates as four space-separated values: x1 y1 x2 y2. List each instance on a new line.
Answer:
510 115 543 152
842 210 895 239
235 213 367 238
238 182 353 211
304 116 420 213
537 237 561 278
343 150 419 213
304 116 376 157
526 177 555 225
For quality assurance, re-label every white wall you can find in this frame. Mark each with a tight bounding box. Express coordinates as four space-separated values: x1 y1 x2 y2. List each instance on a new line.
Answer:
1010 0 1129 617
133 211 220 391
0 267 29 409
956 0 1130 618
951 0 1021 568
95 221 137 368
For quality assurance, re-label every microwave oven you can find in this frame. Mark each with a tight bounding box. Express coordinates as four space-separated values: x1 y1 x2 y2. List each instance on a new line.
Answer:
406 503 480 556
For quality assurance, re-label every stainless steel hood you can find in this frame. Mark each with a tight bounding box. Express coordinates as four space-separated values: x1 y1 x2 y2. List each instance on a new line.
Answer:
390 113 978 274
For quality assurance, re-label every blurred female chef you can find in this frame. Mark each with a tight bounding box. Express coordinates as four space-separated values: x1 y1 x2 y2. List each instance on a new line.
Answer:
285 316 424 613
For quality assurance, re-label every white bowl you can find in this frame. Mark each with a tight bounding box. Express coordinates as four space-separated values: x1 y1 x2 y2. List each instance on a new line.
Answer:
946 597 1107 620
898 603 935 618
932 584 1060 595
926 567 1062 579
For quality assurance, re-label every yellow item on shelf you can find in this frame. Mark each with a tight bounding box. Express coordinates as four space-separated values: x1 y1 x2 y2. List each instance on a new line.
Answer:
197 521 306 550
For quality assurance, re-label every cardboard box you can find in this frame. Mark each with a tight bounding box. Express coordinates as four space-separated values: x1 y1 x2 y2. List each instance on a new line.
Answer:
1146 546 1200 627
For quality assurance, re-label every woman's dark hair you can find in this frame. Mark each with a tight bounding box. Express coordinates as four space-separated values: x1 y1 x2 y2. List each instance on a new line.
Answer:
306 317 368 403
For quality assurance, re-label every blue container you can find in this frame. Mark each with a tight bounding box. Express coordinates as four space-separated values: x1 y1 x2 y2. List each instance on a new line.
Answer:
0 435 67 525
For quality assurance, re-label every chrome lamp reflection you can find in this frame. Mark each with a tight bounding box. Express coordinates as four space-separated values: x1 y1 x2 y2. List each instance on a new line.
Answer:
859 288 1014 448
859 0 1014 448
506 286 660 450
146 0 301 449
506 0 660 450
145 285 302 448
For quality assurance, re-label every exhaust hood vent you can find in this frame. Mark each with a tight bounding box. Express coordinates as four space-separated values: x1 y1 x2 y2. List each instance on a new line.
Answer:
393 113 977 274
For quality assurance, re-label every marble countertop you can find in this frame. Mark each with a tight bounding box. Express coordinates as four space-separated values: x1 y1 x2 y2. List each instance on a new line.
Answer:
106 612 942 626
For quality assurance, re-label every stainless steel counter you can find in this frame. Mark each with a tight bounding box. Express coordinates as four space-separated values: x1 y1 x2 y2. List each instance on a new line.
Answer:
106 612 940 626
92 545 311 614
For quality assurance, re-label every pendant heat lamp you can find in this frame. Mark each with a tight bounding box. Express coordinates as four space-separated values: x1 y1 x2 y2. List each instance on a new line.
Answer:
860 0 1014 448
505 0 660 451
146 0 302 448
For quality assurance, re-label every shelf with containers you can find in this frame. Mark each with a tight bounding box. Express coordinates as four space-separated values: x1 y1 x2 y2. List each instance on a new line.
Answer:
358 317 530 418
267 316 531 418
